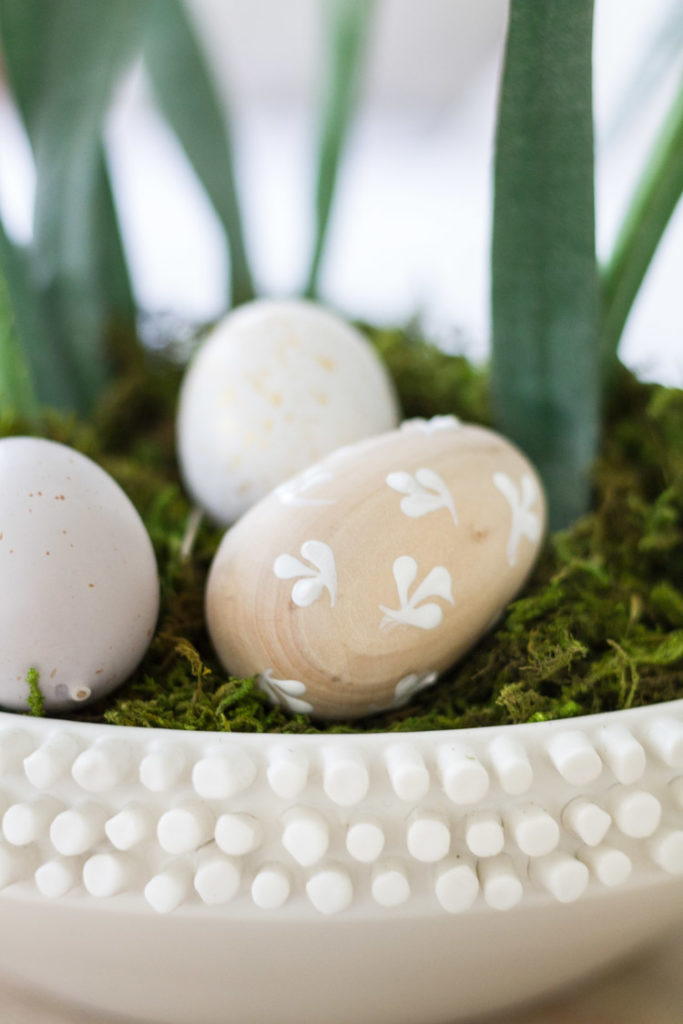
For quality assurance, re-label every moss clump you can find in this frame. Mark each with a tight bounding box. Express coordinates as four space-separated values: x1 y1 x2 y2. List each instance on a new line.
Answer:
1 329 682 733
26 668 44 717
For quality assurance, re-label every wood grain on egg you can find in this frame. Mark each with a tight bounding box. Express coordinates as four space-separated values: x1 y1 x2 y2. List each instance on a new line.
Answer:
206 417 546 720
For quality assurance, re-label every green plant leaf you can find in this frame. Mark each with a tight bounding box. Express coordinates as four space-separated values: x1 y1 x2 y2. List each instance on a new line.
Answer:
601 75 683 371
491 0 600 529
0 0 139 383
143 0 255 308
304 0 375 298
27 0 147 414
0 221 38 417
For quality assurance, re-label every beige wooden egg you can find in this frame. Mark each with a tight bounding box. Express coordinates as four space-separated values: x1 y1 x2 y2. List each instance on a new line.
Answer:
206 415 547 720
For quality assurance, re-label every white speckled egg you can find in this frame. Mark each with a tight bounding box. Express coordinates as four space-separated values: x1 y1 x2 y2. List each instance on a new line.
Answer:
176 299 400 523
0 437 159 712
206 416 546 720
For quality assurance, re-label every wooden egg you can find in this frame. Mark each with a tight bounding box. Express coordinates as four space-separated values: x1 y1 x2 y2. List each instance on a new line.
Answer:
206 415 547 720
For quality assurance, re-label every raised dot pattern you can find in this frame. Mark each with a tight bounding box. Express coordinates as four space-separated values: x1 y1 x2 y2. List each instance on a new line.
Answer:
0 713 680 914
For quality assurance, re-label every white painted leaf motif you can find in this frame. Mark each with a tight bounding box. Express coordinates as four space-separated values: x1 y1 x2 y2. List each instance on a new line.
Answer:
259 669 314 714
400 415 461 435
273 540 338 607
493 471 542 567
386 467 458 524
275 465 336 507
393 670 438 707
368 671 439 713
379 556 454 630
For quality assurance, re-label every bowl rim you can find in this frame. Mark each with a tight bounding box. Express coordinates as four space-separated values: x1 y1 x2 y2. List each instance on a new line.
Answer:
3 697 683 748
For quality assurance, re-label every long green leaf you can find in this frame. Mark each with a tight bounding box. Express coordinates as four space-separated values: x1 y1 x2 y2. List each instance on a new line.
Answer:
0 222 38 417
143 0 255 308
491 0 600 529
0 0 140 402
304 0 375 298
29 0 146 414
601 75 683 370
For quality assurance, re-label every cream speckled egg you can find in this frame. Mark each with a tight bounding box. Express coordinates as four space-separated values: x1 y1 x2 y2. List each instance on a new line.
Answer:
0 437 159 712
176 299 400 523
206 415 547 720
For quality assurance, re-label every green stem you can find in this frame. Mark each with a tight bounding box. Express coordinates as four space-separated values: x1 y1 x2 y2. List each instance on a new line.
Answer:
143 0 255 308
600 75 683 372
0 263 38 419
304 0 375 299
491 0 600 529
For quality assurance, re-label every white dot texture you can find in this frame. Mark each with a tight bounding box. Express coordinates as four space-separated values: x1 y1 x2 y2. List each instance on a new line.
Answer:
306 865 353 915
385 744 430 801
157 802 214 855
546 731 602 786
488 735 533 795
281 807 330 867
50 803 107 856
437 744 489 804
371 860 410 907
479 855 523 911
610 788 662 838
251 863 292 910
267 747 308 799
594 724 645 785
192 749 256 800
562 798 611 847
194 851 241 905
139 744 186 792
83 853 134 898
464 811 505 858
406 811 450 863
507 804 560 857
578 845 632 888
346 820 385 863
35 857 80 900
215 813 262 856
323 747 369 807
435 856 479 913
649 830 683 875
145 862 192 914
531 853 589 903
23 732 81 789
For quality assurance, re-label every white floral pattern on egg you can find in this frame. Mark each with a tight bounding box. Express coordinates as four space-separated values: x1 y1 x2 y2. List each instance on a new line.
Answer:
206 418 546 720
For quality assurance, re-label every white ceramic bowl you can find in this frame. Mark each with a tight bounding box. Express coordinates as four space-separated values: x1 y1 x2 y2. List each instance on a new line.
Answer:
1 701 682 1024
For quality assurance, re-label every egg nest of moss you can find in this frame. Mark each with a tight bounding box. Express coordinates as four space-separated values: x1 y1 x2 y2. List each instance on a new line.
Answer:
2 326 682 733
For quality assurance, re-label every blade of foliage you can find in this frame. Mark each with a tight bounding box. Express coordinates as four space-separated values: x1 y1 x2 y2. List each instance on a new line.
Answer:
0 217 76 411
304 0 375 298
143 0 255 307
605 0 683 143
0 222 37 417
491 0 600 529
28 0 146 414
0 0 138 370
601 75 683 371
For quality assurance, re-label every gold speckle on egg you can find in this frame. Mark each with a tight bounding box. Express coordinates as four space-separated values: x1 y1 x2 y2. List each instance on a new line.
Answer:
316 355 336 371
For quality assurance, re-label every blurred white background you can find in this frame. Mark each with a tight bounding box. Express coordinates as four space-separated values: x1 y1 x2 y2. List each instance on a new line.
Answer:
0 0 681 383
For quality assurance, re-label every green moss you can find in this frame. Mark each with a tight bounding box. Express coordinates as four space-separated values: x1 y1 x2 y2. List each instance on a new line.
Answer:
2 329 682 733
26 667 44 717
